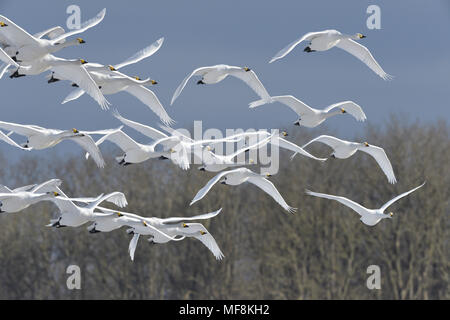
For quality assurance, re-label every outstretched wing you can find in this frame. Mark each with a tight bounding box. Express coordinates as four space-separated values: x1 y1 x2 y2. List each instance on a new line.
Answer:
323 101 367 122
69 134 105 168
380 182 425 212
247 176 296 213
0 130 31 150
228 68 271 101
359 145 396 184
335 39 392 80
274 136 327 162
50 8 106 44
269 31 325 63
161 208 222 225
112 110 168 140
306 190 369 217
190 223 224 260
301 135 346 150
114 37 164 70
170 66 216 105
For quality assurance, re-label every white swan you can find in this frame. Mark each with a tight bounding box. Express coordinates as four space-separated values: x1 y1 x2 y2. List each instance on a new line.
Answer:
250 96 366 128
10 54 109 109
0 179 62 213
100 111 239 169
60 71 173 125
0 9 105 62
306 182 425 226
47 190 128 228
269 29 392 80
171 64 271 105
190 168 297 213
298 135 396 184
91 208 224 261
0 119 117 168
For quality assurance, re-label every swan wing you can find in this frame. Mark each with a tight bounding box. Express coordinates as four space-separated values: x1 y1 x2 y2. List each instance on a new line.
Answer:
269 31 325 63
170 66 216 105
359 145 396 184
124 85 175 126
306 190 368 217
128 233 140 261
50 8 106 44
270 95 314 116
190 169 241 206
61 88 86 104
161 208 222 225
114 37 164 70
34 26 65 40
52 63 109 110
335 39 392 80
0 121 42 137
0 48 19 67
228 68 271 100
302 135 345 150
380 182 425 212
323 101 367 122
191 224 224 260
112 110 168 140
275 137 327 162
87 191 128 209
70 134 105 168
247 176 296 213
0 15 39 46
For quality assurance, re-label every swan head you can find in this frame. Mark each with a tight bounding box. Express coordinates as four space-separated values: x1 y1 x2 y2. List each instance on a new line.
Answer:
341 108 346 113
265 173 272 178
76 38 86 44
243 67 251 72
389 212 394 218
363 142 369 147
80 59 88 65
281 130 288 137
47 191 60 197
200 231 207 235
150 80 158 85
72 128 79 134
142 220 148 226
249 159 254 164
108 65 117 71
356 33 366 39
134 76 141 81
0 22 8 27
182 223 189 228
116 212 123 217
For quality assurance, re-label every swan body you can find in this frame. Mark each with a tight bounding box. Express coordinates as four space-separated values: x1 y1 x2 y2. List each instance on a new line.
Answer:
306 182 425 226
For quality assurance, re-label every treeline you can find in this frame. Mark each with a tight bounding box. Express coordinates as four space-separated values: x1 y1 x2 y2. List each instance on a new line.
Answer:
0 118 448 299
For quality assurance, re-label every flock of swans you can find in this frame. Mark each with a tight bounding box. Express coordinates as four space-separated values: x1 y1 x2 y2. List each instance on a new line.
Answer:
0 9 424 261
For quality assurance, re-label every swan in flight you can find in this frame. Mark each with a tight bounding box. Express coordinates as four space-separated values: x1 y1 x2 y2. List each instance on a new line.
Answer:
0 179 62 213
0 119 117 168
306 182 425 226
90 208 224 261
250 96 366 128
10 54 109 109
80 37 164 75
195 131 326 172
60 71 173 125
190 168 296 213
47 189 128 228
0 9 105 62
269 29 392 80
297 135 396 184
170 64 271 105
98 111 240 169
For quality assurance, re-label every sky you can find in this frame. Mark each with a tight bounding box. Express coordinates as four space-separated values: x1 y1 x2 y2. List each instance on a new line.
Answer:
0 0 449 159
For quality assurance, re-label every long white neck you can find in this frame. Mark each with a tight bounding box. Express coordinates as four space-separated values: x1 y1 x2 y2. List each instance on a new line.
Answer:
49 39 79 53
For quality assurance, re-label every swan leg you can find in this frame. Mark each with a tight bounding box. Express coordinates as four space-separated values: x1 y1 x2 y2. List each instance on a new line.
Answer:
48 73 60 83
158 156 169 160
304 46 316 53
72 83 79 87
197 79 205 85
10 70 25 78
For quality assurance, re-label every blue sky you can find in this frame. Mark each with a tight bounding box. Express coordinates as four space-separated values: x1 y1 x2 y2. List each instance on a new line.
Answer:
0 0 449 158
